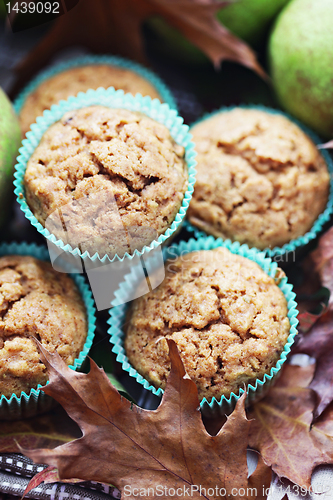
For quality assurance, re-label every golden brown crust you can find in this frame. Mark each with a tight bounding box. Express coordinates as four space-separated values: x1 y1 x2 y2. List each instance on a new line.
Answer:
188 108 330 250
125 247 290 401
24 106 188 258
19 64 162 136
0 255 87 397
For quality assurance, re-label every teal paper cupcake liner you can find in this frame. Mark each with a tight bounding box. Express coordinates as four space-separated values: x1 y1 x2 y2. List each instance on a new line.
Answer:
188 104 333 259
13 54 177 115
14 88 197 264
107 236 299 416
0 242 96 420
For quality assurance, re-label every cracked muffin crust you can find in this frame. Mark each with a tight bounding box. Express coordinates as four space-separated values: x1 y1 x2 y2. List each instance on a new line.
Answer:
19 64 163 136
188 108 330 250
24 106 188 258
0 255 87 397
124 247 290 401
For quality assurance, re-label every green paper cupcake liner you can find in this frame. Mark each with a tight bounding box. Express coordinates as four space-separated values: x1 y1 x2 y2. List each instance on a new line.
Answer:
107 236 299 416
13 54 177 115
188 104 333 259
0 242 96 420
14 88 197 264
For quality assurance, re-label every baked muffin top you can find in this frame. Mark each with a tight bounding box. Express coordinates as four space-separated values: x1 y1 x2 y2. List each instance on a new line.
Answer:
0 255 87 397
125 247 290 401
24 106 188 258
188 108 330 250
19 64 163 136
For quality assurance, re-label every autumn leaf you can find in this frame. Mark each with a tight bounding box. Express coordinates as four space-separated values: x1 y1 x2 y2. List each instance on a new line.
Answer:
273 363 315 390
292 252 329 332
17 339 275 500
23 466 59 498
292 227 333 417
13 0 265 94
248 363 333 488
310 226 333 307
0 405 81 453
247 455 272 500
297 307 327 333
296 286 329 333
22 466 85 499
292 311 333 418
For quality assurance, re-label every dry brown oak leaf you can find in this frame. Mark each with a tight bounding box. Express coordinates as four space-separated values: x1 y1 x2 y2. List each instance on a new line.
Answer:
293 226 333 418
248 363 333 488
14 0 265 93
293 310 333 419
22 339 269 500
24 455 272 500
310 226 333 308
247 454 272 500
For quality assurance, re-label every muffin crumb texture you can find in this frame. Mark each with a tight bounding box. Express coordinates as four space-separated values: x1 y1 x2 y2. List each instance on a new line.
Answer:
19 64 163 136
125 248 290 401
0 255 87 397
188 108 330 249
24 106 187 258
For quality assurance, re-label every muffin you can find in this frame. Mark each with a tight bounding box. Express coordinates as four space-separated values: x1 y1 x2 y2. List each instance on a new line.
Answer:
188 108 330 250
0 255 87 398
19 64 164 136
23 105 188 259
124 247 290 402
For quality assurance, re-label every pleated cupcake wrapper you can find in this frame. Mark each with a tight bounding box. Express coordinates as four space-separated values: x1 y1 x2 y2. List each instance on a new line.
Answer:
189 104 333 259
13 54 177 115
14 89 197 264
107 236 299 417
0 242 96 420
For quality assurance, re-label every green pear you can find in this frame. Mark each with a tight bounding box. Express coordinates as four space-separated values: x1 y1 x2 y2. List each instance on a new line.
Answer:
218 0 290 46
148 0 290 64
269 0 333 138
0 88 21 226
